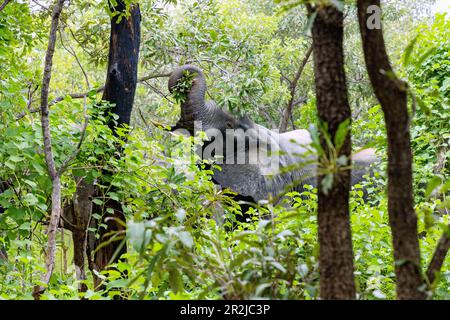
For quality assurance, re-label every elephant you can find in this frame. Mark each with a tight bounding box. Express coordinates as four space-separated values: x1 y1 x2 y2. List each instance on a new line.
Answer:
168 64 378 206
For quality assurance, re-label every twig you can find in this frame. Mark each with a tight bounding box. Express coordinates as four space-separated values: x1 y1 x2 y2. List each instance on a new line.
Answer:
30 0 50 12
142 79 175 104
59 27 91 88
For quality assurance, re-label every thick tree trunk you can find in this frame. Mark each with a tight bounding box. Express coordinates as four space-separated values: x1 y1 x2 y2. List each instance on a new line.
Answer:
357 0 426 299
102 2 141 129
309 5 356 299
91 1 140 285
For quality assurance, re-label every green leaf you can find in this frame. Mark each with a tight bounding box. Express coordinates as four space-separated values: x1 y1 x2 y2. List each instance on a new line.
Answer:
19 222 31 230
321 174 334 195
209 29 218 41
106 279 128 290
334 118 350 151
271 261 287 273
403 34 420 67
92 199 103 205
373 290 386 299
9 155 24 163
6 207 26 220
175 208 186 222
425 176 442 198
128 221 151 252
178 231 193 248
92 213 102 220
169 267 183 293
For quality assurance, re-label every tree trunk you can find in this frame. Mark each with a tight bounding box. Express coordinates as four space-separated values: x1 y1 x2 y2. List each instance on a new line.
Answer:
357 0 426 299
91 1 141 286
32 0 66 300
102 2 141 129
72 178 95 293
309 4 356 299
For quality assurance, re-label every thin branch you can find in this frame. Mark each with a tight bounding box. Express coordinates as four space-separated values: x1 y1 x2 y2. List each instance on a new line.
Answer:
59 27 90 89
16 72 171 120
32 0 66 300
30 0 50 12
142 79 175 104
0 0 11 12
426 225 450 285
137 105 150 130
56 26 90 175
279 45 313 132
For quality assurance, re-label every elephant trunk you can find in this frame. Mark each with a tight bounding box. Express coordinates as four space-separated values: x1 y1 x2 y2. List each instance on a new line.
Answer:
168 65 207 130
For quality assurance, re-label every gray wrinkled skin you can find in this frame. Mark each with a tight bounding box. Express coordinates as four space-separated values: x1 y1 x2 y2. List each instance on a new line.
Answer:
168 65 378 203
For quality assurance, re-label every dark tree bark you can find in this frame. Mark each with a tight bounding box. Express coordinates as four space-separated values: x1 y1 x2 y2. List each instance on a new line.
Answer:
102 1 141 129
309 5 356 299
357 0 426 299
90 1 141 287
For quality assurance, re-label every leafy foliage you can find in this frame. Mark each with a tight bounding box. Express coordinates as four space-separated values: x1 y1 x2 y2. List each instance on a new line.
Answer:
0 0 448 300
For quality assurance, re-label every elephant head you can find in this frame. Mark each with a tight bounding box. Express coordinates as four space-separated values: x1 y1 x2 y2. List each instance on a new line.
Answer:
168 64 253 135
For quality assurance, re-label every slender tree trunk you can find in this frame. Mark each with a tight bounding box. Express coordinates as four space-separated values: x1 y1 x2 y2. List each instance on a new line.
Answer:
60 227 67 274
357 0 426 299
309 4 356 299
91 1 140 287
32 0 66 300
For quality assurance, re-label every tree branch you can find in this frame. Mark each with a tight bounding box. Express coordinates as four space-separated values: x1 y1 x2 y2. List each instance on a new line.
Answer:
0 0 11 12
16 72 170 120
279 45 313 132
426 225 450 285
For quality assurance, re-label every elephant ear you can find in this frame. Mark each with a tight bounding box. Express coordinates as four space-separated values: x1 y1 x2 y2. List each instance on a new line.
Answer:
211 140 289 203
